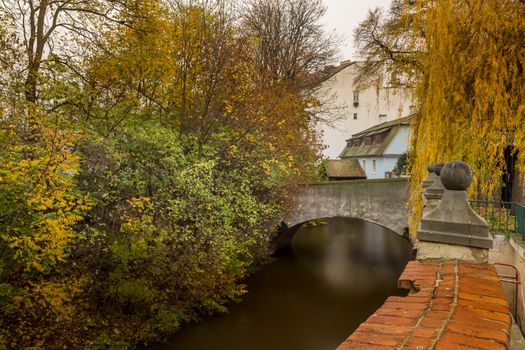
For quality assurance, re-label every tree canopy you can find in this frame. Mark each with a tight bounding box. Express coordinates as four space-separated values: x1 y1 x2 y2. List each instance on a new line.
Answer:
355 0 525 234
0 0 337 348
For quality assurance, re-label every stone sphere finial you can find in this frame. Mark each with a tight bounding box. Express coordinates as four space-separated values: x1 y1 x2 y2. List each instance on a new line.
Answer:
427 163 445 175
435 163 445 176
440 161 473 191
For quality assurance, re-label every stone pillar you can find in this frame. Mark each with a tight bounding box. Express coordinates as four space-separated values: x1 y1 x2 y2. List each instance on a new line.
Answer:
417 161 493 263
422 164 440 189
424 163 445 214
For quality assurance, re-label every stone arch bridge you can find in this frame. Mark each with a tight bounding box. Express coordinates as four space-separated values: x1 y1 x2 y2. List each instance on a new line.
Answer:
273 178 410 251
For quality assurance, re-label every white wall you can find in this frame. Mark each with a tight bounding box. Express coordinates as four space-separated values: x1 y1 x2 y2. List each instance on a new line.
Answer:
358 157 399 179
384 127 410 155
317 62 413 159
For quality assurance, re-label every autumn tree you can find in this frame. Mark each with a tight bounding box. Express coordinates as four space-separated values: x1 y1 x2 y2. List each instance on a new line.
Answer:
353 0 423 88
58 1 327 346
240 0 339 86
85 0 325 163
0 10 22 100
0 0 133 102
0 101 92 348
355 0 525 235
0 0 337 347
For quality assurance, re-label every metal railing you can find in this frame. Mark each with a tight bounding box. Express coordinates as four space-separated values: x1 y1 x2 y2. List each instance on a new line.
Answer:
469 200 525 238
494 263 522 321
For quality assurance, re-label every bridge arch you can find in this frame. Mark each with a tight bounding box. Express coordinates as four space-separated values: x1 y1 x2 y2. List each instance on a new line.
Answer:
273 179 410 251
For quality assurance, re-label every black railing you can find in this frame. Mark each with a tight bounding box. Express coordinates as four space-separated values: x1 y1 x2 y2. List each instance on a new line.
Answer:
469 200 525 239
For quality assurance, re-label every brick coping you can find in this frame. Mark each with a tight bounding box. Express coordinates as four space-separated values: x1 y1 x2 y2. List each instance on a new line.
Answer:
337 260 512 350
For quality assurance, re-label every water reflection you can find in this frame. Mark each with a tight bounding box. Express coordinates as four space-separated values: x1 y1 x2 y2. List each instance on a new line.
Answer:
154 217 413 350
292 218 412 294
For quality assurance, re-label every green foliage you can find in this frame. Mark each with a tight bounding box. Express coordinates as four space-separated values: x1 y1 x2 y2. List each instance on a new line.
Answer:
70 120 291 346
393 152 408 176
0 0 330 348
316 159 330 181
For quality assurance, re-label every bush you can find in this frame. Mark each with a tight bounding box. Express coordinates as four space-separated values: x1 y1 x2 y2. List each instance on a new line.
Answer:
70 120 287 346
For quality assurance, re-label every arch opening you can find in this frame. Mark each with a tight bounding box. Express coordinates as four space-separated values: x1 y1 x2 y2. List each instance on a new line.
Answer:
284 217 414 292
272 216 410 254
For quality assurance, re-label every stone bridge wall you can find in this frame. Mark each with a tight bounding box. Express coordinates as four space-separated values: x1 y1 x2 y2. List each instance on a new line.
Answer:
274 179 410 251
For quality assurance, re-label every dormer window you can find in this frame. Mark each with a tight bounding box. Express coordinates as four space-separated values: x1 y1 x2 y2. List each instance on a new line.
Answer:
364 137 371 146
374 135 383 144
353 139 360 147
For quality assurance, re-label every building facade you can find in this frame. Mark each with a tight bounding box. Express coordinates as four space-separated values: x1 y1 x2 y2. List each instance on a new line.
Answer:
316 61 413 159
338 116 412 179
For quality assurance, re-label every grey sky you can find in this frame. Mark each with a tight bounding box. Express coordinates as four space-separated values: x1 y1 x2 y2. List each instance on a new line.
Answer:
322 0 392 60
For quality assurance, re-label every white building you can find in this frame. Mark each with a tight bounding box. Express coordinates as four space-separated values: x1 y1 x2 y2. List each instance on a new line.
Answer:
339 116 412 179
316 61 414 159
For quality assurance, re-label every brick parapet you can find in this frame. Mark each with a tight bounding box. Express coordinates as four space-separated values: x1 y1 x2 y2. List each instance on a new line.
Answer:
337 260 512 350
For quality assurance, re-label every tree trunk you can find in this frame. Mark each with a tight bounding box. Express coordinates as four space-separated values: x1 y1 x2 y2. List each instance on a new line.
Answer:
24 0 48 103
24 63 39 102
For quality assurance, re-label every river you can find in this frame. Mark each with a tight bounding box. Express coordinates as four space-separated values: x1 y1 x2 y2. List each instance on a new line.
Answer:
154 217 413 350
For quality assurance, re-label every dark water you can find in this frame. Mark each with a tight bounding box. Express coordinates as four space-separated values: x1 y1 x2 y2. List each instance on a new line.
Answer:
154 217 413 350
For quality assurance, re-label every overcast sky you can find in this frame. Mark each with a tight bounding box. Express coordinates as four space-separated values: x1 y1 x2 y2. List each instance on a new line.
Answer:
322 0 392 61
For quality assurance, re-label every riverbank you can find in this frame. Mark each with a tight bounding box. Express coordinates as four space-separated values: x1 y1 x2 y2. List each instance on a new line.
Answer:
151 218 413 350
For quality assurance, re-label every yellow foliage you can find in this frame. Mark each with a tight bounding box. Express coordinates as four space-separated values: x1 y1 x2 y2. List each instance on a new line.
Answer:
0 104 91 273
398 0 525 236
356 1 524 237
0 103 92 348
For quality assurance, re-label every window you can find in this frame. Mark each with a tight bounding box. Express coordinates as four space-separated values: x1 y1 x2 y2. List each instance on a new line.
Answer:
374 134 383 144
353 91 359 102
364 137 371 146
353 139 360 147
353 113 358 120
362 159 366 170
372 159 377 174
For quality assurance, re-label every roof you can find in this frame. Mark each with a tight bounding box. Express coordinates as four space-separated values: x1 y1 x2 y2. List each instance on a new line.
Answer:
351 115 414 139
338 115 414 158
325 159 366 179
339 127 399 158
337 260 512 350
315 60 355 85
